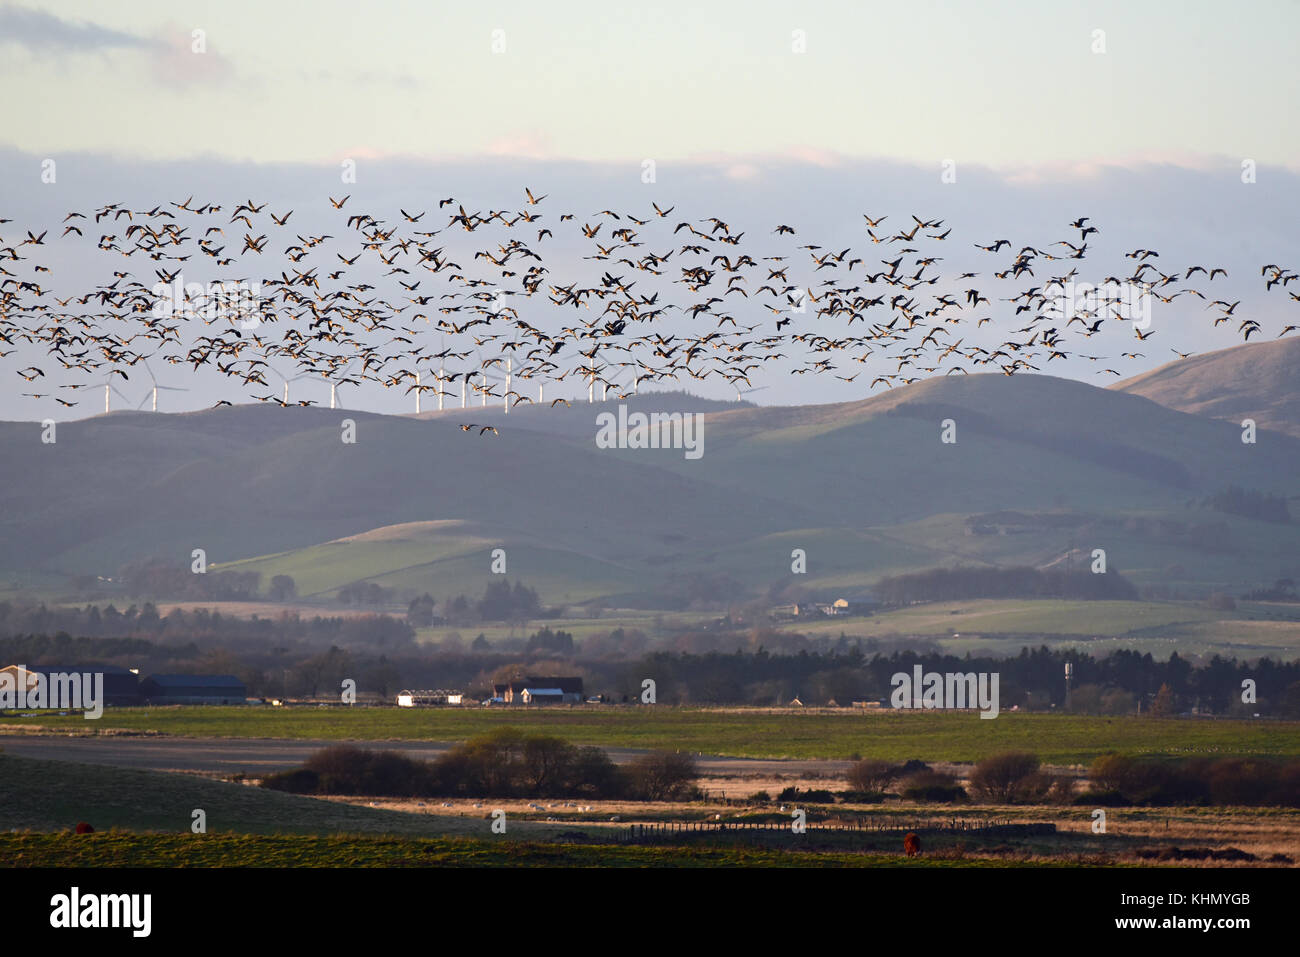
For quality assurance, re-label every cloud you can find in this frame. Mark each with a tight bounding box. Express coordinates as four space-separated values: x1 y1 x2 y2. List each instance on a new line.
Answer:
485 132 556 161
0 10 234 89
0 6 151 52
147 28 235 88
995 152 1260 187
723 163 761 182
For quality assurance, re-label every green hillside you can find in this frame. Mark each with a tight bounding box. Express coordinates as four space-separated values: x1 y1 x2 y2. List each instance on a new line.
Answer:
1114 336 1300 439
4 361 1300 609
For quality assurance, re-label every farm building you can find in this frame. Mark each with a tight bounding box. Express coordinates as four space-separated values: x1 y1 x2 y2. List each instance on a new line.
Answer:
775 598 877 619
138 674 247 705
0 664 141 706
396 689 464 707
492 675 583 704
519 687 566 704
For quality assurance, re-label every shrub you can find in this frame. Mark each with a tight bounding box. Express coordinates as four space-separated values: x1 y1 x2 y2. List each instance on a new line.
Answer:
1086 755 1300 808
838 790 886 804
968 751 1043 803
261 767 321 794
777 785 836 803
299 745 437 796
847 758 899 793
1046 775 1077 805
901 770 967 803
1073 788 1131 807
1206 592 1236 611
1089 754 1137 793
259 731 626 800
625 751 698 801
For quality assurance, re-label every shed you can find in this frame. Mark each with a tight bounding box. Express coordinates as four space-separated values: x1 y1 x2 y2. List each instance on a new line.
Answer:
139 674 246 705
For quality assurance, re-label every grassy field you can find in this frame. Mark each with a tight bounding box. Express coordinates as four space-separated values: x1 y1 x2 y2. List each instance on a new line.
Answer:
42 592 1300 660
1 832 1037 867
216 520 647 605
793 599 1227 637
6 707 1300 762
0 753 485 837
787 598 1300 659
2 755 1290 867
410 609 705 645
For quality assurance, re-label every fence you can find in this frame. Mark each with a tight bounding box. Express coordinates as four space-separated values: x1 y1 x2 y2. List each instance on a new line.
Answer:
614 817 1055 844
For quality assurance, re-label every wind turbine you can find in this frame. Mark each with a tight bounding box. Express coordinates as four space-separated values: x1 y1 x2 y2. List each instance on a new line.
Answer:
733 383 769 403
573 349 604 403
473 348 506 411
323 359 358 410
407 357 443 414
607 362 639 400
434 347 448 411
74 376 134 414
269 366 312 406
138 358 190 411
455 345 474 409
510 361 544 408
585 350 599 403
495 352 533 414
435 338 471 412
630 361 653 396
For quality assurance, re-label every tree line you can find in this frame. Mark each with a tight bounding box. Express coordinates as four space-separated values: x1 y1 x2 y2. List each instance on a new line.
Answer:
874 565 1139 604
262 730 699 801
840 751 1300 808
0 600 414 650
1204 485 1291 524
5 608 1300 715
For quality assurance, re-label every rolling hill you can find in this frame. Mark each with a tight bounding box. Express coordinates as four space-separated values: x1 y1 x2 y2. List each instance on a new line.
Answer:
3 356 1300 605
1113 337 1300 438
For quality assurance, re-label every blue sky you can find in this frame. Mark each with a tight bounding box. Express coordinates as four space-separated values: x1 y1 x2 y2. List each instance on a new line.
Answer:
1 1 1298 417
6 0 1298 167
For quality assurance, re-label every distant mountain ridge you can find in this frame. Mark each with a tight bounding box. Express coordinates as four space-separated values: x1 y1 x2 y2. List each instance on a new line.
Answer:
1113 337 1300 438
2 353 1298 601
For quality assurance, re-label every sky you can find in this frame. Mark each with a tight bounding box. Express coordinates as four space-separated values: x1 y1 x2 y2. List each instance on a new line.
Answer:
1 0 1298 418
7 0 1300 168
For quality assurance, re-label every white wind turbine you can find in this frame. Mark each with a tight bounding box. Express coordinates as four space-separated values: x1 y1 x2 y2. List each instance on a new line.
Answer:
323 359 359 410
585 350 600 403
431 351 445 412
510 360 546 408
472 347 507 412
495 350 532 414
407 356 442 414
733 382 769 403
454 344 476 410
431 339 458 412
75 376 134 415
608 361 647 400
269 366 313 406
138 358 190 412
572 348 605 403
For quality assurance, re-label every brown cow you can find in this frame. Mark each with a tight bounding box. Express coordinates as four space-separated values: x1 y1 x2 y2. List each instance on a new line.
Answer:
903 831 921 857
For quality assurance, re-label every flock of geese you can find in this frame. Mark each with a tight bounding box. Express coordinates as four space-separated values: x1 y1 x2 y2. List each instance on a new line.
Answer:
1 190 1296 426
